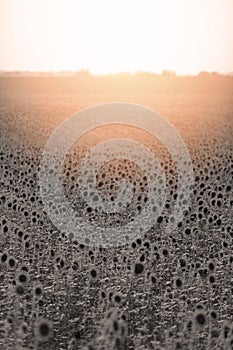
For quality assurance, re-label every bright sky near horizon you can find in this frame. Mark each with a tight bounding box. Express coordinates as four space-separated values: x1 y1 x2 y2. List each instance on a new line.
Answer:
0 0 233 75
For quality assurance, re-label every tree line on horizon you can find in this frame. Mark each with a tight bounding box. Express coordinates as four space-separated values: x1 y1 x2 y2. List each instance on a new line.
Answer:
0 69 232 78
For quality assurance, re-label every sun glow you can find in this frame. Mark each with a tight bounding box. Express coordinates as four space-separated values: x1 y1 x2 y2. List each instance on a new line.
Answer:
0 0 233 75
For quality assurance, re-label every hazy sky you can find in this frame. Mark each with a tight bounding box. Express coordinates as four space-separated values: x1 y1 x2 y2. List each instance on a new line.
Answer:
0 0 233 75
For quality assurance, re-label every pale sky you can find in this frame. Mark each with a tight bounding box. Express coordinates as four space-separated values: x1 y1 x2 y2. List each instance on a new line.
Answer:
0 0 233 75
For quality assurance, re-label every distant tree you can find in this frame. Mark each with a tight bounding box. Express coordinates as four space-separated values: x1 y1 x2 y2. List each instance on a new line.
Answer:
198 71 211 77
211 71 220 77
75 69 91 77
161 70 176 77
136 71 158 77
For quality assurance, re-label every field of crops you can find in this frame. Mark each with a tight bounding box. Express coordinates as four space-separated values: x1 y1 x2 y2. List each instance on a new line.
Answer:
0 76 232 349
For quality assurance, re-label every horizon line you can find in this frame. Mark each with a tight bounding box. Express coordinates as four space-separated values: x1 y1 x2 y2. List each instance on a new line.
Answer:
0 69 233 78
